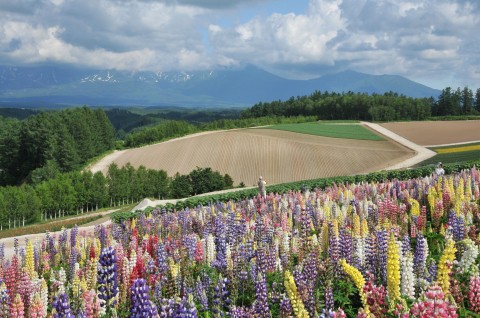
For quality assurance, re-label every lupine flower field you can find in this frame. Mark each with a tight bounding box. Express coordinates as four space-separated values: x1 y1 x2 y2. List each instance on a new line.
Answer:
1 167 480 317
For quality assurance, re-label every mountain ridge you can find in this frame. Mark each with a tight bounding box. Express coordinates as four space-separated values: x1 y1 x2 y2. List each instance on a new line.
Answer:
0 64 440 107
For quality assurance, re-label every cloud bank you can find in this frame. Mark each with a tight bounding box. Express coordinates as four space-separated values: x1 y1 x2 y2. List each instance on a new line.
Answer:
0 0 478 88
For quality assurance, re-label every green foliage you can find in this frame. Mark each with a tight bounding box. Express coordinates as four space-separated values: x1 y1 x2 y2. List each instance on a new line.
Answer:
241 91 434 121
418 151 480 166
332 279 361 318
171 173 194 199
124 120 198 147
0 106 115 186
267 122 384 140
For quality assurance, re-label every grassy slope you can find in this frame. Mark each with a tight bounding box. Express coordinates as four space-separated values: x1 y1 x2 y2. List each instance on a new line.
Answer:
266 122 384 141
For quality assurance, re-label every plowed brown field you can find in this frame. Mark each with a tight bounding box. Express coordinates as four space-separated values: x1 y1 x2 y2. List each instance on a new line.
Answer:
381 120 480 146
94 128 414 186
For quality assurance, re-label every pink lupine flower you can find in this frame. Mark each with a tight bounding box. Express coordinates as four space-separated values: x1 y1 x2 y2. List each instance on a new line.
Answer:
469 275 480 314
410 285 457 318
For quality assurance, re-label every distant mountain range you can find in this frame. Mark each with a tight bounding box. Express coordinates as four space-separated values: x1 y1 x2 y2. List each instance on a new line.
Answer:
0 64 440 108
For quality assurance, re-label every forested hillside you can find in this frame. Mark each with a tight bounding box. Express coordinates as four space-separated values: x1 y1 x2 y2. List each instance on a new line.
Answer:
241 87 480 121
0 107 115 186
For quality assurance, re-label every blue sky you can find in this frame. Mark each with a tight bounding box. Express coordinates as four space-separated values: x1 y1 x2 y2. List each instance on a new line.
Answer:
0 0 478 90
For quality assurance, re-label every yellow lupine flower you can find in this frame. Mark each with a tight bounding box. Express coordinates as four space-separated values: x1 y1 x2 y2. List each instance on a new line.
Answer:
25 240 35 278
353 214 361 238
340 259 370 317
409 199 420 217
437 237 457 296
284 271 309 318
387 234 401 302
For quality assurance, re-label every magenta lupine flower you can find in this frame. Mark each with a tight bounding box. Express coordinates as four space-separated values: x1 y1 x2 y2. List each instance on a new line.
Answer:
469 275 480 313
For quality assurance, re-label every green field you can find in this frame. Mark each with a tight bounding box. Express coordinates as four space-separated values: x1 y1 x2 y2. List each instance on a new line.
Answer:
417 143 480 166
266 122 384 141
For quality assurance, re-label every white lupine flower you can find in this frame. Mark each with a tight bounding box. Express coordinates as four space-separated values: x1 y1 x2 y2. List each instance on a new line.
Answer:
40 278 48 311
129 249 137 270
311 234 318 246
282 232 290 255
459 238 479 274
401 251 416 299
276 257 283 272
207 234 216 265
57 267 67 294
355 238 365 268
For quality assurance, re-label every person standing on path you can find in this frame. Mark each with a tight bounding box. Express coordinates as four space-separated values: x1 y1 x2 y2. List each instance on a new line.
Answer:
435 162 445 176
258 176 266 199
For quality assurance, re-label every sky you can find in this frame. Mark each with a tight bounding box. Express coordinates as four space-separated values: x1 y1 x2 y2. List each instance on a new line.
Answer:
0 0 478 90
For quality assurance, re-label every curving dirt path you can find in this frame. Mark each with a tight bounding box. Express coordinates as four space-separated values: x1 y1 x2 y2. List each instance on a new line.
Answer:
361 122 437 169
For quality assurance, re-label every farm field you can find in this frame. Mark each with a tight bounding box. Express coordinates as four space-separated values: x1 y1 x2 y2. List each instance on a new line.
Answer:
381 120 480 146
416 142 480 166
266 122 384 140
93 128 414 185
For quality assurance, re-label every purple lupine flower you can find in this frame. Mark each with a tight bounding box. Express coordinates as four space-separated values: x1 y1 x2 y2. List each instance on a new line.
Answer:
231 306 256 317
175 295 198 318
70 225 78 250
279 294 292 317
402 235 410 256
328 223 340 275
414 234 427 279
183 234 197 260
324 285 334 312
130 278 159 318
451 213 466 242
48 232 57 263
158 298 176 318
95 225 108 249
194 277 209 312
254 273 271 318
0 288 10 317
256 248 268 275
97 247 119 310
213 275 230 316
52 293 74 318
156 242 168 275
427 259 437 283
364 235 376 275
0 243 4 262
340 227 353 264
227 210 237 245
69 247 77 282
59 228 68 257
375 229 388 284
14 237 18 255
300 255 317 317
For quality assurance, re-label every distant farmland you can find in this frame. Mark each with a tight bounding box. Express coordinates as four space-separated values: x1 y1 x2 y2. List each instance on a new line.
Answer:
92 127 414 186
381 120 480 146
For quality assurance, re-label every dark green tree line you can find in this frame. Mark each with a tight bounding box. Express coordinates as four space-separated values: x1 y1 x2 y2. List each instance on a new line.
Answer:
0 106 115 186
241 88 480 121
